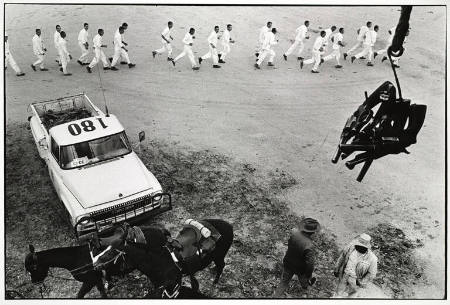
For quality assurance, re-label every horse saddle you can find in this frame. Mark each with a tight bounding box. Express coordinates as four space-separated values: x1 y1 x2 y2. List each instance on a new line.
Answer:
85 223 146 270
170 219 221 272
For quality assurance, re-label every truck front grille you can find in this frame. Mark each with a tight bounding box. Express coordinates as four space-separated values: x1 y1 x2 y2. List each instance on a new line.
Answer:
90 194 161 231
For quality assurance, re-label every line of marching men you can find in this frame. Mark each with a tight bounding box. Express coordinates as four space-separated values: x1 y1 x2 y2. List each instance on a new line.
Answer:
5 19 407 76
5 21 234 75
254 20 408 73
5 22 136 77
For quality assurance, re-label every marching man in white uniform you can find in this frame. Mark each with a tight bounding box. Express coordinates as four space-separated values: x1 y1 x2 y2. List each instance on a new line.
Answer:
300 30 326 73
283 20 310 61
375 26 407 68
374 26 395 59
54 25 62 65
351 25 378 66
110 23 131 65
57 31 72 76
323 25 337 51
199 25 221 68
5 32 25 76
218 24 235 64
77 23 90 65
171 28 199 70
31 29 48 71
256 21 272 58
110 26 135 70
254 27 278 69
323 27 345 68
86 29 111 73
344 21 372 60
152 21 174 61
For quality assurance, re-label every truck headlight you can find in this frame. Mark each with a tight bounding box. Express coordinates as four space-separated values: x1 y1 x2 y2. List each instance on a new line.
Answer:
152 193 162 201
76 215 96 232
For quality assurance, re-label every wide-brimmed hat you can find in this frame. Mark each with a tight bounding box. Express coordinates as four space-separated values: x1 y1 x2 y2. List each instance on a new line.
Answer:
298 218 321 233
354 233 372 249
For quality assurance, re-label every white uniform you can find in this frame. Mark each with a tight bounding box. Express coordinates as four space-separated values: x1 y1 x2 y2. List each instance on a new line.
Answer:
88 34 109 69
347 25 370 55
114 28 129 62
173 32 197 68
303 35 325 71
219 29 232 60
154 26 173 57
58 38 71 74
200 30 219 65
257 25 271 53
323 28 335 50
355 29 377 61
376 26 396 56
323 32 343 65
256 31 277 65
32 34 46 69
54 30 61 63
285 24 308 57
111 30 130 66
77 28 90 62
5 38 22 74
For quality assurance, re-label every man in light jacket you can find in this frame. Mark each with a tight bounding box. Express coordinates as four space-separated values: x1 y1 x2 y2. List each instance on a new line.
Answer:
57 31 72 76
199 25 221 68
31 28 48 71
77 23 90 65
254 27 278 69
334 233 378 297
5 32 25 76
171 28 199 70
351 25 379 66
54 25 62 65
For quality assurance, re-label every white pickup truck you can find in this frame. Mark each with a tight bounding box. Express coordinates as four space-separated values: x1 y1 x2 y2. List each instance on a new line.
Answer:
28 93 172 238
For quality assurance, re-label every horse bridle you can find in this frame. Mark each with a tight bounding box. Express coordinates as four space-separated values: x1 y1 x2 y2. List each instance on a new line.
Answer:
164 245 183 271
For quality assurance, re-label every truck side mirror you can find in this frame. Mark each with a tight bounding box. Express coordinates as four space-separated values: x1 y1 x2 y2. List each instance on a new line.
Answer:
38 138 48 150
138 131 145 142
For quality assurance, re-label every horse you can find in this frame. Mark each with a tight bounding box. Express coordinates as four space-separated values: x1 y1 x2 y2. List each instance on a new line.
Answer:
166 218 234 292
24 225 170 298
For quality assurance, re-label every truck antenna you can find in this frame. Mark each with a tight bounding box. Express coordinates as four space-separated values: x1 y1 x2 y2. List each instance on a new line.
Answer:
96 64 110 117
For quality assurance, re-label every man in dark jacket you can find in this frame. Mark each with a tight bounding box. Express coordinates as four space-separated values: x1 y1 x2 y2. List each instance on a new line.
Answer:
273 218 320 297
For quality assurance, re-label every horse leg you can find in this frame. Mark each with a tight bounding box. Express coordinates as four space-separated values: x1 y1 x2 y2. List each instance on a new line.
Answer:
77 281 95 298
95 280 108 298
212 258 225 284
189 275 200 292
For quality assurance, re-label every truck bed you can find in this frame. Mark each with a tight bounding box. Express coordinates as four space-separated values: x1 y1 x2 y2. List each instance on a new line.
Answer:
31 94 101 131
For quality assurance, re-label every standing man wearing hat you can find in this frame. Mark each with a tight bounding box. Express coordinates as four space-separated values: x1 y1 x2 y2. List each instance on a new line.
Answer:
273 218 320 297
5 32 25 76
334 233 378 297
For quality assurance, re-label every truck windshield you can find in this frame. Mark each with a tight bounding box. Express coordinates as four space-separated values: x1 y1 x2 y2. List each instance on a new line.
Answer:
60 131 132 169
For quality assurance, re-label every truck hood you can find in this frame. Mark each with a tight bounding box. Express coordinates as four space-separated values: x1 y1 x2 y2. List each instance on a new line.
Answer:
61 153 162 209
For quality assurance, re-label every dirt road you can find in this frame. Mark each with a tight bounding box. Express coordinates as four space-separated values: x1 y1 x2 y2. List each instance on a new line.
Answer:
5 5 446 298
